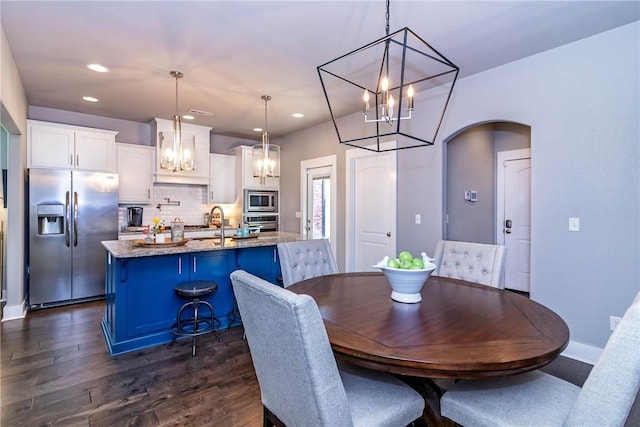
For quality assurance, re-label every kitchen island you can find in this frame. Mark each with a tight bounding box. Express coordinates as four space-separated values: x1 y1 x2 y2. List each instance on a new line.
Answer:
101 232 306 356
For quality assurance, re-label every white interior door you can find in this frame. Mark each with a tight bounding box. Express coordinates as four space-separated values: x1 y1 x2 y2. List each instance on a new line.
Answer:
301 156 337 256
346 146 396 272
497 149 531 292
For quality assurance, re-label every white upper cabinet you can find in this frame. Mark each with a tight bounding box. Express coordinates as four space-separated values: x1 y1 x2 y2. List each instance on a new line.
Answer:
231 145 279 190
208 154 237 204
116 143 154 204
151 118 211 185
28 120 117 172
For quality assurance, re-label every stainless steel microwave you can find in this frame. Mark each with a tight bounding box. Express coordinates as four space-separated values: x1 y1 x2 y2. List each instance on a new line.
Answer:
244 190 278 213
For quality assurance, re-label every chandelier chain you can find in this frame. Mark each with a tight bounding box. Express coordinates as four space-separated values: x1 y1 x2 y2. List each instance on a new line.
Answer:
385 0 390 37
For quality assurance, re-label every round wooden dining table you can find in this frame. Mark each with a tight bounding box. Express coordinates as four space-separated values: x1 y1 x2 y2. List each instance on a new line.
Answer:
288 272 570 425
289 272 569 378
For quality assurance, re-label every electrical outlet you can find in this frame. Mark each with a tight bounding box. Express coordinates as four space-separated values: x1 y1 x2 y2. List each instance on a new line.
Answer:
610 315 622 331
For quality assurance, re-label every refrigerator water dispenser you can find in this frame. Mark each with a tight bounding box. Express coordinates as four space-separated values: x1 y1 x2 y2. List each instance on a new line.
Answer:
37 204 64 235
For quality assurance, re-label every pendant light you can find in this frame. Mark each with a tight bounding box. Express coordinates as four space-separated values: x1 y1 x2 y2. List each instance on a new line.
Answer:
252 95 280 184
160 71 196 171
317 0 459 152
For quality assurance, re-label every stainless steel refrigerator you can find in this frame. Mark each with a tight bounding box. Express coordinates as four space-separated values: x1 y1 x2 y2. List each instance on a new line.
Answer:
28 169 118 307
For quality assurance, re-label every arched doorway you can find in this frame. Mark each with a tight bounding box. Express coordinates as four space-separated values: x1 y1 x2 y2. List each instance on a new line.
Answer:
443 121 531 291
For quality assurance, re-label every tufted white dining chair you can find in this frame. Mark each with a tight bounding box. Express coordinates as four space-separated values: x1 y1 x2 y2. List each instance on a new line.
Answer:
440 292 640 427
277 239 339 288
230 270 426 427
432 240 506 289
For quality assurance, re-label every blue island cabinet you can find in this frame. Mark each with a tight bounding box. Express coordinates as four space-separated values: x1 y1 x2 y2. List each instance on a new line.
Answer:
102 250 236 356
236 245 282 286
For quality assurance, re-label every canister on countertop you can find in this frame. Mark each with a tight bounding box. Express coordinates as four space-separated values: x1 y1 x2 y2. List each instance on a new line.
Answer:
171 217 184 241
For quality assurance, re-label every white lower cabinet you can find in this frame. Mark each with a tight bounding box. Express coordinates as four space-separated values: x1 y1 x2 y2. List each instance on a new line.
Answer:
209 154 236 203
116 143 154 204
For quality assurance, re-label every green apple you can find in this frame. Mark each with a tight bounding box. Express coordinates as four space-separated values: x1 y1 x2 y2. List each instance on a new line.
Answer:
400 259 413 269
387 258 400 268
409 264 423 270
398 251 413 263
411 258 424 269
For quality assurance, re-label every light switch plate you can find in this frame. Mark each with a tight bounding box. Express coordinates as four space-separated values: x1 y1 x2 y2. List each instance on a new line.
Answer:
415 214 421 224
569 217 580 231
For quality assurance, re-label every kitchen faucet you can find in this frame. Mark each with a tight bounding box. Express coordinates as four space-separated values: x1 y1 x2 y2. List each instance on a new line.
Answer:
209 205 225 245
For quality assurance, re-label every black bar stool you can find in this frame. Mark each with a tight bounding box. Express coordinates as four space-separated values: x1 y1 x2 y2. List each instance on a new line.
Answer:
168 280 222 356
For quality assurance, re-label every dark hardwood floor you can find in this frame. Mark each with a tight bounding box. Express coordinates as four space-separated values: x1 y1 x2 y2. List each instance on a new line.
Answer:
2 300 638 426
1 301 263 426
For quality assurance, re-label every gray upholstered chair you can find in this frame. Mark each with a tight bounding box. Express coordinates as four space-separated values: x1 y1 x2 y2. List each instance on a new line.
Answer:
230 270 426 427
440 292 640 427
432 240 506 288
277 239 339 288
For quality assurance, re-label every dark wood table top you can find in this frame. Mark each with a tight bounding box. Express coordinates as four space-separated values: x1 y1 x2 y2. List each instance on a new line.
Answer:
289 272 569 379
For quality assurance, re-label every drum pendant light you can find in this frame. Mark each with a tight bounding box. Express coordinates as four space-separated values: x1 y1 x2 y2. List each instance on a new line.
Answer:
252 95 280 184
160 71 196 171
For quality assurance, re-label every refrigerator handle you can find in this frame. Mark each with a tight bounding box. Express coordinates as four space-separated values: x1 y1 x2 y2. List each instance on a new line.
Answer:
65 191 71 247
73 191 78 247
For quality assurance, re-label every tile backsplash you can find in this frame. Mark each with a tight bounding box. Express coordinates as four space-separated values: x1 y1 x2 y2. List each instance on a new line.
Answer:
119 184 240 229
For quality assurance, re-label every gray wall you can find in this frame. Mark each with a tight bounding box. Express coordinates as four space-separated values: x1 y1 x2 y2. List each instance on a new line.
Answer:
445 122 530 244
276 22 639 361
276 121 350 270
1 27 29 319
446 124 496 243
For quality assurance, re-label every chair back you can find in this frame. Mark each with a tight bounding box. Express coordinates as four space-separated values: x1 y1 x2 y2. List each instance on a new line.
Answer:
564 292 640 426
278 239 339 287
432 240 506 288
230 270 353 426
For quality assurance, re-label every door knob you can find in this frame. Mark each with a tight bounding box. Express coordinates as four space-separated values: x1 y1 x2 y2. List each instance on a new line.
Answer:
386 232 391 237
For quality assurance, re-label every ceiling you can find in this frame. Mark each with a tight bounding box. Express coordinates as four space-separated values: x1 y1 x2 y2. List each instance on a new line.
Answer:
2 1 638 140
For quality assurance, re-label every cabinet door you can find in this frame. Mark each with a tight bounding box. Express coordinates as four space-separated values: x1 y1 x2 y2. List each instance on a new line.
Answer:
75 130 116 172
117 144 154 203
28 123 74 169
190 251 237 328
122 254 189 339
209 154 236 203
236 246 282 285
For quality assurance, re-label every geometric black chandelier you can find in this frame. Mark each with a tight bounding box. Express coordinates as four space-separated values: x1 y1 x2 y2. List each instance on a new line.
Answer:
317 0 459 152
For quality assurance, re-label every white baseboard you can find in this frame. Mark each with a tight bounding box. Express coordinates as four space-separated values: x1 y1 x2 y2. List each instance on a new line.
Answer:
561 340 602 365
2 301 26 321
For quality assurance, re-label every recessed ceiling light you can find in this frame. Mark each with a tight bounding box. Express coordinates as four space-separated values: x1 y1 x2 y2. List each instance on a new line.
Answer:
253 128 263 132
87 63 109 73
292 113 304 118
82 96 99 102
182 115 195 120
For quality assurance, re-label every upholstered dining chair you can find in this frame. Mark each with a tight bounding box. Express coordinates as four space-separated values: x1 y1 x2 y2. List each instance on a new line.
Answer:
440 292 640 427
230 270 426 427
432 240 506 288
277 239 339 288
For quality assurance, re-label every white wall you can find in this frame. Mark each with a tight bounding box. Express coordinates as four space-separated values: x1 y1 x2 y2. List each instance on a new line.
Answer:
1 27 29 320
278 22 640 362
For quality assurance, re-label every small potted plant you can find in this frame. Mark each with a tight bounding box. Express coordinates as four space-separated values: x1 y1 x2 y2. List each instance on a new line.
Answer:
152 217 166 242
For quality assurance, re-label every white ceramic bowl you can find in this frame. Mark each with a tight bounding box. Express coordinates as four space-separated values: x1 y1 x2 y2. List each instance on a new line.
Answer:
374 253 437 303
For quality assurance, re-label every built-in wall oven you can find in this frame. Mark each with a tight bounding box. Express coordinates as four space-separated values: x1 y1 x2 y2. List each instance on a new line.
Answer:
244 189 278 213
243 214 279 232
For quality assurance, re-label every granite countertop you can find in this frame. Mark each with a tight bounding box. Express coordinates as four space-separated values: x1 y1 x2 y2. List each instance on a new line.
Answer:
102 231 307 258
